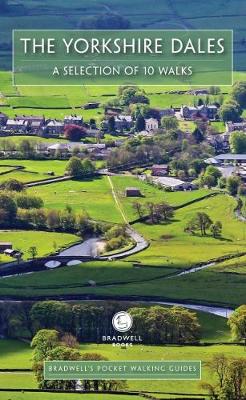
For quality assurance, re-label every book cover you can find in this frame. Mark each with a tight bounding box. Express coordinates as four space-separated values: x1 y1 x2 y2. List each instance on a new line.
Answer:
0 1 245 399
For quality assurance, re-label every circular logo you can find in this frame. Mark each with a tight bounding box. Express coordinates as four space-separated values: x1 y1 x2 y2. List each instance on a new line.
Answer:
112 311 133 332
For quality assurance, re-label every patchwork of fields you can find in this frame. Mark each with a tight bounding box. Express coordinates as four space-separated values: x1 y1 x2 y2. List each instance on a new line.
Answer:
1 70 245 123
0 171 245 306
0 0 245 71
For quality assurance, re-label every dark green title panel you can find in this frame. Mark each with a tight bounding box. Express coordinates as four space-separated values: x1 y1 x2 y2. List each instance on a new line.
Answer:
13 30 233 86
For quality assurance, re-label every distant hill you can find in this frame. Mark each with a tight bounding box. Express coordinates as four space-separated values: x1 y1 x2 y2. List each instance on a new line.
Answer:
0 0 245 70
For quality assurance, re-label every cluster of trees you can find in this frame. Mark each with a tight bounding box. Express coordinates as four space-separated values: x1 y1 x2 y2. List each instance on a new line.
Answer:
219 81 246 122
1 301 245 344
129 103 161 120
0 138 96 161
107 119 213 173
16 194 44 209
0 178 24 192
104 224 129 252
31 329 127 391
18 207 98 236
0 193 18 225
201 354 246 400
106 86 149 111
0 301 201 344
0 190 99 236
195 165 243 195
132 201 174 224
238 196 246 217
129 306 201 344
185 212 222 238
198 165 222 188
65 156 95 178
230 130 246 154
108 138 168 169
0 301 119 340
228 305 246 342
64 124 87 142
0 138 37 158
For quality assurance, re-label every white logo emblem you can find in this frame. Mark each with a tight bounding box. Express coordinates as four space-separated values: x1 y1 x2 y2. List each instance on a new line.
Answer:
112 311 133 332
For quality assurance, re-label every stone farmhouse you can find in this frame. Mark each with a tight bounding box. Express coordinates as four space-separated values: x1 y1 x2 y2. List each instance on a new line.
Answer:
180 105 218 121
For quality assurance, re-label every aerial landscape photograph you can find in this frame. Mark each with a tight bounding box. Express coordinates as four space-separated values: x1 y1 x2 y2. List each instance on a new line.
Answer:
0 0 245 399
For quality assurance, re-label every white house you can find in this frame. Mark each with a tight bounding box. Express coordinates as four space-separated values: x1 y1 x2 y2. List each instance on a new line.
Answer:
64 115 83 125
145 118 159 132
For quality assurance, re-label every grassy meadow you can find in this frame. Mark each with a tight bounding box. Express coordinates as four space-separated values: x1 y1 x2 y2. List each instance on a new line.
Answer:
0 230 78 259
0 174 244 306
28 176 123 223
0 159 68 183
0 70 245 124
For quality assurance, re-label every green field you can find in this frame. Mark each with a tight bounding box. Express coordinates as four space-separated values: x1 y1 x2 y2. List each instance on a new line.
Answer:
0 160 67 175
27 176 213 223
129 193 246 266
0 230 78 259
0 159 68 183
111 175 212 220
0 70 245 123
0 178 245 306
28 176 123 223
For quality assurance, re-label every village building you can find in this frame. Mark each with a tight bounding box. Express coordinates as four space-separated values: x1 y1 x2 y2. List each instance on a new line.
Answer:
225 121 246 133
158 108 175 118
83 102 100 110
4 248 22 258
30 120 44 134
152 176 195 191
205 153 246 165
151 164 169 176
15 115 45 124
6 119 28 132
64 115 83 126
47 143 70 156
46 142 106 157
145 118 159 132
0 242 12 253
114 115 133 131
86 128 100 138
45 120 64 136
206 133 230 152
180 105 218 120
125 187 142 197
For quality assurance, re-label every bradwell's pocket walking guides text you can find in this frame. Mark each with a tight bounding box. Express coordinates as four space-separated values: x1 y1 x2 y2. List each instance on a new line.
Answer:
0 1 245 399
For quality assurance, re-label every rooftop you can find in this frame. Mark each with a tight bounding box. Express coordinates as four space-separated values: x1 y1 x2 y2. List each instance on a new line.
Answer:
215 153 246 161
153 176 187 187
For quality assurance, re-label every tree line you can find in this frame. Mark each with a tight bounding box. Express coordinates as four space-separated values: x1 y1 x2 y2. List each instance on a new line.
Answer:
0 191 99 236
0 301 203 345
